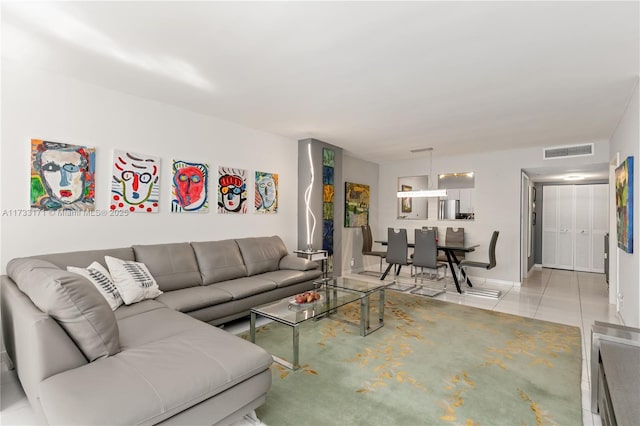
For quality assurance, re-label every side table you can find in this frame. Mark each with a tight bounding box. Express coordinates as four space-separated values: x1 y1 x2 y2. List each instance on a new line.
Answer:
294 249 328 278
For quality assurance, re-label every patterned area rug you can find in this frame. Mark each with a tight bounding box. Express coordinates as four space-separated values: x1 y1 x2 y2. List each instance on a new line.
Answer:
243 291 582 426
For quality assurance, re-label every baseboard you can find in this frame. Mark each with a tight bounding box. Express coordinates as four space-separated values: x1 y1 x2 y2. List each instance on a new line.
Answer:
468 276 521 287
534 264 543 269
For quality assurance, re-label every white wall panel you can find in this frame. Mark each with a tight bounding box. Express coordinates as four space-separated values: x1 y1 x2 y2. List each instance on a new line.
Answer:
0 60 299 272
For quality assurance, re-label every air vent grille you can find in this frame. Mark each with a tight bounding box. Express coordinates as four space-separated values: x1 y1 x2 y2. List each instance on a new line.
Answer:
543 143 594 160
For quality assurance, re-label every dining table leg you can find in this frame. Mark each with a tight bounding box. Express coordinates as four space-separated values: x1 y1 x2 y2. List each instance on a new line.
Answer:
380 263 393 280
444 250 463 293
444 250 474 293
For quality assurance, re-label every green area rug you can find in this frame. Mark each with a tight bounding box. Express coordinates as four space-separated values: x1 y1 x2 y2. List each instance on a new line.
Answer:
242 291 582 426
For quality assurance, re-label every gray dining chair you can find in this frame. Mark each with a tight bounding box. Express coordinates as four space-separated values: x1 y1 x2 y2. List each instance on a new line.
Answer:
385 228 416 292
410 229 447 297
360 224 386 277
437 227 465 262
459 231 501 298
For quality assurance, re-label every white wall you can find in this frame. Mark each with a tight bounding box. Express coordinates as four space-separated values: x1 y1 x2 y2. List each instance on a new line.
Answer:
341 154 380 274
379 141 611 285
609 79 639 327
0 60 300 272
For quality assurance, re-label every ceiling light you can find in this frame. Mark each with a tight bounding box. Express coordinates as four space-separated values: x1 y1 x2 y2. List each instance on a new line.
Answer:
564 175 584 181
410 147 434 153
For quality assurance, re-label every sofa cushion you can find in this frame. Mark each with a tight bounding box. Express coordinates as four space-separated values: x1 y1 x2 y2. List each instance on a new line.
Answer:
279 254 319 271
235 236 288 276
105 256 163 305
154 286 233 313
256 269 323 288
114 299 166 321
6 258 120 362
67 262 124 311
38 312 272 426
32 247 135 270
133 243 202 291
117 304 214 349
211 277 277 299
191 240 248 284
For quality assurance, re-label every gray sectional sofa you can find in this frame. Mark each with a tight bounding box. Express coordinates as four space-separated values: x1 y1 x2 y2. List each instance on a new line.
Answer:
1 235 322 425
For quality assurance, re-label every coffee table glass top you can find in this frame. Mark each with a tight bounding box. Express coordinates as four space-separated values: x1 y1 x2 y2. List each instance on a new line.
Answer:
318 276 389 294
251 287 361 327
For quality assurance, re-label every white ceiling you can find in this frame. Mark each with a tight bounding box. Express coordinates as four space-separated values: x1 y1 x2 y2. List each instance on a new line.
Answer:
2 1 639 168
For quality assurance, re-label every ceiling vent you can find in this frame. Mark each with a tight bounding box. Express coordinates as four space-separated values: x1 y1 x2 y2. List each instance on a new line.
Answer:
543 143 594 160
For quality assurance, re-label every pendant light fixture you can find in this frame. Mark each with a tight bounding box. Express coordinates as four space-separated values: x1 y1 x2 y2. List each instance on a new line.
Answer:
396 148 448 198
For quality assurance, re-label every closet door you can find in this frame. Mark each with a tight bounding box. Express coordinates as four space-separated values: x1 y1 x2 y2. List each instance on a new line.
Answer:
574 185 591 271
542 186 558 267
555 185 575 270
591 184 608 273
542 183 609 272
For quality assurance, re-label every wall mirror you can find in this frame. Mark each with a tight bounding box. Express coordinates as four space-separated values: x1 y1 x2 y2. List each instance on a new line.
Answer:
397 175 429 219
438 172 475 220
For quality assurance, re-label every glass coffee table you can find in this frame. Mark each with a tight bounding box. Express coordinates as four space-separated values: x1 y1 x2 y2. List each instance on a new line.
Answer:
250 277 388 370
319 276 387 337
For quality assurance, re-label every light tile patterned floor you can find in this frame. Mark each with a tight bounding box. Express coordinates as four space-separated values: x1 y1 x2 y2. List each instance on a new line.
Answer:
0 268 617 425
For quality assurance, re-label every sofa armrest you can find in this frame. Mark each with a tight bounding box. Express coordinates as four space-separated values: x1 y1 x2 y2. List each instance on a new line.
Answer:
279 255 319 271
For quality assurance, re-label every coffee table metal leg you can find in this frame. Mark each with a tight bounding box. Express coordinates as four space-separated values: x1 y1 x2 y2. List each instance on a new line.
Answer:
292 324 300 369
250 311 257 342
270 324 301 371
379 289 385 328
360 295 370 336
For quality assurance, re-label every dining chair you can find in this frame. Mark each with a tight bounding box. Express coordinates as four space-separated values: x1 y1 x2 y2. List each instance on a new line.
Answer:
459 231 501 298
437 227 465 262
360 224 386 277
410 229 447 297
385 228 416 292
421 226 439 241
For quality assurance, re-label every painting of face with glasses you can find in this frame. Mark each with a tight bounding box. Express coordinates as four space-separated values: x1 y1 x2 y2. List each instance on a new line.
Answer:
255 171 278 213
171 160 208 213
111 150 160 213
218 166 247 214
31 139 95 211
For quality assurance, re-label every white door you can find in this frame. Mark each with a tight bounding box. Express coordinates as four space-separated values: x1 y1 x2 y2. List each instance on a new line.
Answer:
574 185 591 271
542 186 558 267
556 185 575 270
591 184 608 273
542 184 609 272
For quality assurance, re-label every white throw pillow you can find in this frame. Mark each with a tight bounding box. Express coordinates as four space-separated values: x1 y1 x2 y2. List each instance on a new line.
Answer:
67 262 124 311
104 256 162 305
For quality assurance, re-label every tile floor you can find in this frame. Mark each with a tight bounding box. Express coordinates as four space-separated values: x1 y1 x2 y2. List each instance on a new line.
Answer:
0 267 619 425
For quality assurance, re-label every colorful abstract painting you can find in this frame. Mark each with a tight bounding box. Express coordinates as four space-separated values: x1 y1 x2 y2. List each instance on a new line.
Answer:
30 139 95 211
111 150 160 213
218 166 247 214
615 156 634 253
345 182 370 227
255 171 278 213
323 148 335 256
171 160 209 213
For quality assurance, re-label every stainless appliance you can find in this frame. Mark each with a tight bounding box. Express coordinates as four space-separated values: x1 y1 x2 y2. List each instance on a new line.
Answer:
439 199 459 220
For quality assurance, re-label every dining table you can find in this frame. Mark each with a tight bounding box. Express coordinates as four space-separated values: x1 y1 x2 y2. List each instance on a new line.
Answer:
375 240 479 294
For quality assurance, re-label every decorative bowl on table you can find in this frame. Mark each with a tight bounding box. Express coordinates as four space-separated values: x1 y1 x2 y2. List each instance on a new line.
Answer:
289 291 322 306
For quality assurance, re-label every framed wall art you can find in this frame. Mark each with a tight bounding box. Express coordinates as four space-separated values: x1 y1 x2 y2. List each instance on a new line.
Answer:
615 156 634 253
344 182 370 227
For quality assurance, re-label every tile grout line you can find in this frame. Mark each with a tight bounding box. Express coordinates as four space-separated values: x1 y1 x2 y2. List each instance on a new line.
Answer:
532 269 552 319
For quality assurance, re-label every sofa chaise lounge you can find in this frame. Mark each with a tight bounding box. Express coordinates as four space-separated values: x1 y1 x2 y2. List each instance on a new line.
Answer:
1 235 322 425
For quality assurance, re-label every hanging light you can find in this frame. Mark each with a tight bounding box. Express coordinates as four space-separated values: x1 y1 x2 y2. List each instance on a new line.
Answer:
397 148 448 198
